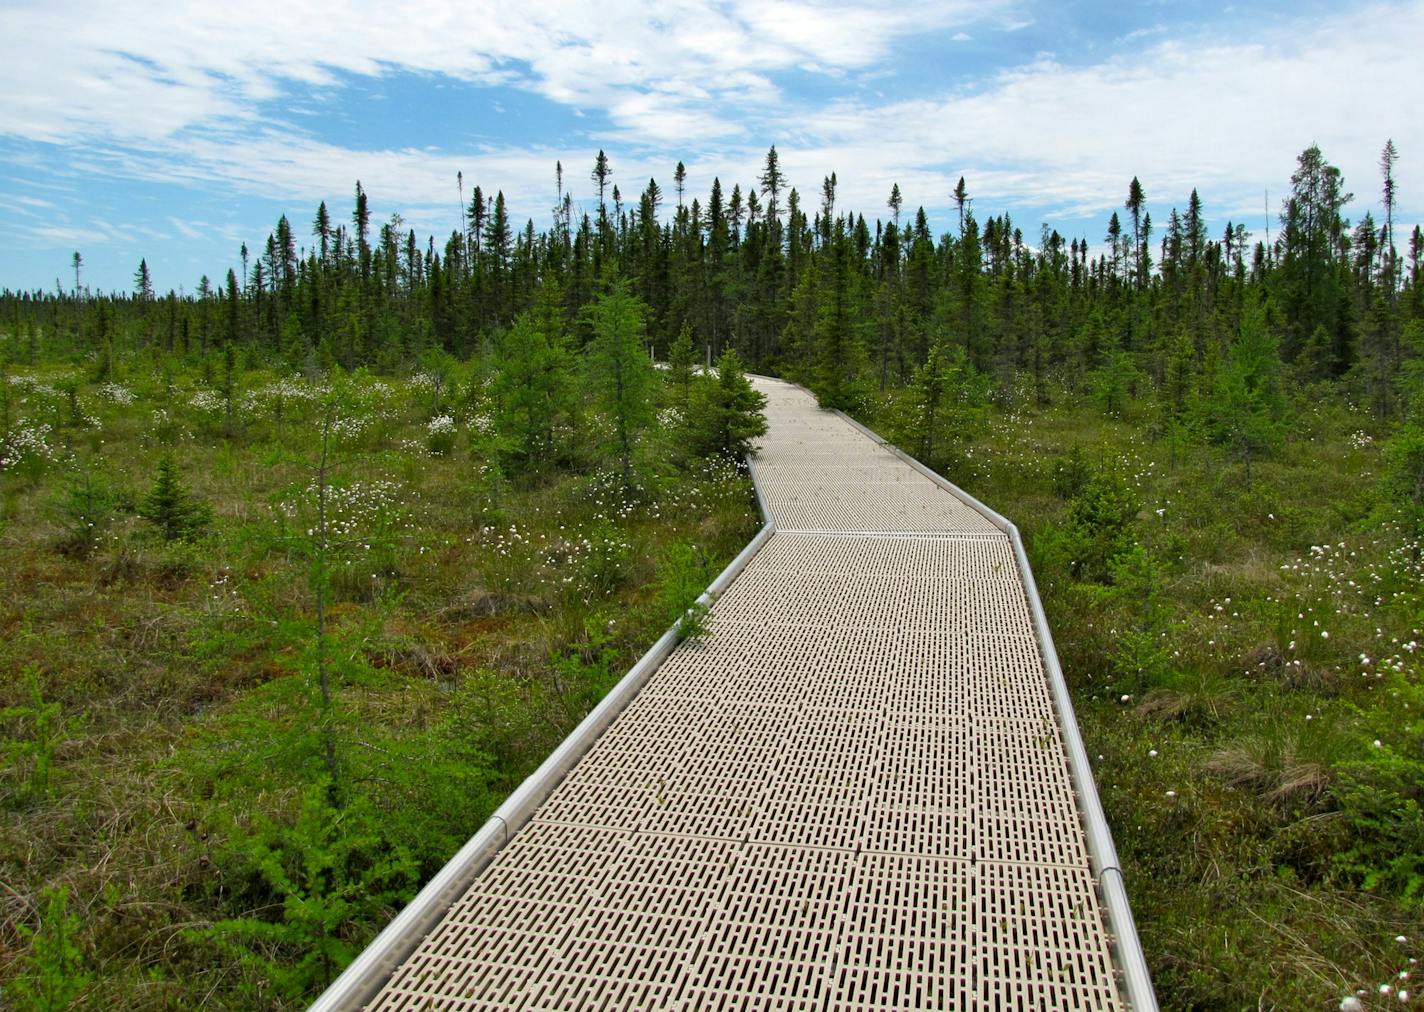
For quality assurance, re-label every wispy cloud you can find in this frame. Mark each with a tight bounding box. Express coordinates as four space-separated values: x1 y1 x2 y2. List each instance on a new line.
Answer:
760 2 1422 228
0 0 1417 289
0 0 1015 148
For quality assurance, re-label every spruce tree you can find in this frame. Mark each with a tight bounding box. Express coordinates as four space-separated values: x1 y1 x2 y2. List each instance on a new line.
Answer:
812 223 868 410
666 321 697 410
1209 295 1286 477
1278 144 1353 369
585 278 655 494
494 309 571 469
760 146 786 231
1125 177 1146 289
913 344 950 466
690 349 767 459
133 259 154 302
141 455 211 541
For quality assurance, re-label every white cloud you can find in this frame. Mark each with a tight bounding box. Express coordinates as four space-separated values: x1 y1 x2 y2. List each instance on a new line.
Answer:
761 2 1422 231
0 0 1013 148
2 0 1417 278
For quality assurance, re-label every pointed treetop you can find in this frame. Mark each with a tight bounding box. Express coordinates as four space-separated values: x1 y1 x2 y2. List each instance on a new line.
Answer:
760 146 787 218
1126 177 1145 212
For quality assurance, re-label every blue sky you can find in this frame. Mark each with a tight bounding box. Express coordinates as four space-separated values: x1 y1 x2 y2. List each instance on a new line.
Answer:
0 0 1418 294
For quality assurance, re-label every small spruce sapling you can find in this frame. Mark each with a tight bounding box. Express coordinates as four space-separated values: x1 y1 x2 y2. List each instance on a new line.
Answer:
0 666 63 803
140 455 211 541
656 542 711 643
4 886 91 1011
52 458 122 556
199 780 416 1002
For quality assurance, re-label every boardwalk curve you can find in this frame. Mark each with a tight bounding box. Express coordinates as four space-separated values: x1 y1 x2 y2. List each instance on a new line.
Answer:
313 377 1155 1011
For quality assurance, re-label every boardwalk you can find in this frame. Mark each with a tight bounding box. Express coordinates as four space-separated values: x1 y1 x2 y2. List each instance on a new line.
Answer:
319 378 1152 1010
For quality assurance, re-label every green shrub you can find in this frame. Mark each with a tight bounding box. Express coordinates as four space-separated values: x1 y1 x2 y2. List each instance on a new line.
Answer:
199 780 417 1002
0 667 63 804
4 886 91 1011
655 541 711 642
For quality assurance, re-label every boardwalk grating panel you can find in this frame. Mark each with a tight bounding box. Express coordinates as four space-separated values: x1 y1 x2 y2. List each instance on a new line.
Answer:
365 378 1127 1010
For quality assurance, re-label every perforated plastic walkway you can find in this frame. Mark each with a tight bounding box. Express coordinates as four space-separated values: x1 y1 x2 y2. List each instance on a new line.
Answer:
346 378 1143 1010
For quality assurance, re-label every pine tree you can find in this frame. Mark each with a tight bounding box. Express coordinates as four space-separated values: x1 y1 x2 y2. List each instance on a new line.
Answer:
666 321 697 410
585 278 655 494
953 177 969 235
759 146 786 226
812 223 868 410
1380 139 1400 298
54 457 121 556
141 455 211 541
1125 177 1146 289
494 307 571 469
134 259 154 302
1278 144 1353 370
313 202 332 269
1208 294 1286 477
690 348 767 459
483 192 512 326
591 150 612 242
1106 212 1124 282
352 181 370 250
912 343 951 466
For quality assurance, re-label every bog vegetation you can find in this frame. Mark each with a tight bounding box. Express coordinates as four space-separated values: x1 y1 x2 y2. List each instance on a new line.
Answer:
2 139 1422 1008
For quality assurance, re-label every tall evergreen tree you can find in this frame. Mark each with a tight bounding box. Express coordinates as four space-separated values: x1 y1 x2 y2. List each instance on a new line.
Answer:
812 223 868 410
133 259 154 302
759 146 787 227
1278 144 1353 372
585 278 655 493
1125 177 1147 289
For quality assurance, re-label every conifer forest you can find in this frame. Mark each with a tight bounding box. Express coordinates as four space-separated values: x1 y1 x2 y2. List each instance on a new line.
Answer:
2 141 1423 1009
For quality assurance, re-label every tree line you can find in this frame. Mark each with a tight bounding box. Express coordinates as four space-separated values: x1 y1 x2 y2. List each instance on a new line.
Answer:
4 142 1421 432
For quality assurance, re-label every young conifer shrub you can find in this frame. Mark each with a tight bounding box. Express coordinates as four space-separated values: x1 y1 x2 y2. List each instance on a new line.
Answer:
140 454 211 541
4 886 91 1011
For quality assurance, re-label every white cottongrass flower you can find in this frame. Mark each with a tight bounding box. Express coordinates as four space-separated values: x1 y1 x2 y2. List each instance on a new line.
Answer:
0 421 56 470
190 389 223 412
98 381 135 404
